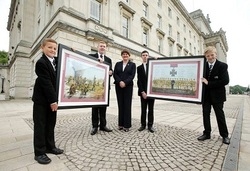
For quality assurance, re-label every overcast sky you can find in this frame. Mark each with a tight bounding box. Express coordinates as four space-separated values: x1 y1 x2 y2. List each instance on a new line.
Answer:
180 0 250 87
0 0 249 87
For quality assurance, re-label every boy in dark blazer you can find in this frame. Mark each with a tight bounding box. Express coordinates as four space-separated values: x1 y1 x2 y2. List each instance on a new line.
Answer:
89 41 113 135
32 38 63 164
137 50 155 133
197 46 230 144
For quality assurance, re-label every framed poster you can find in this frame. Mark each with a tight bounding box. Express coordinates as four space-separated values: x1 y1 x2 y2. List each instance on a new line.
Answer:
146 56 206 103
56 44 110 109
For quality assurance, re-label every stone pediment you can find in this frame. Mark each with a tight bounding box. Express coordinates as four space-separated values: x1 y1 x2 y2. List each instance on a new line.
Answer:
141 17 153 28
118 1 136 16
156 28 165 37
168 36 175 44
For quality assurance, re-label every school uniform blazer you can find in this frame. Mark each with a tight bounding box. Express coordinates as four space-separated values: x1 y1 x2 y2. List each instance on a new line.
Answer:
32 54 57 105
113 61 136 86
204 59 229 103
137 63 147 96
89 53 113 87
89 53 112 72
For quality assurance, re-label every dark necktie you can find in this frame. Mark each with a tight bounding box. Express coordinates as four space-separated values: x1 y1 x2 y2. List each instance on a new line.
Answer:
209 65 213 72
52 58 56 70
208 64 213 78
100 55 103 60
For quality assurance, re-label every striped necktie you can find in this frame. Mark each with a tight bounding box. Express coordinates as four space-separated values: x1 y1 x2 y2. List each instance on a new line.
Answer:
208 64 213 78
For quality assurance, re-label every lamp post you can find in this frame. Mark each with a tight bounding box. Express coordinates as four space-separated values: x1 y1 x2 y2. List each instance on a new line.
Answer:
1 76 5 93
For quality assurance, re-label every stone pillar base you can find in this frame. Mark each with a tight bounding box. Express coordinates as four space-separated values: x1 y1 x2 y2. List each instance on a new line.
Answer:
0 94 5 100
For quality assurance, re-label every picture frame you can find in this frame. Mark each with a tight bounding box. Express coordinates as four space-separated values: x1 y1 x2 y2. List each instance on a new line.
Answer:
56 44 110 109
146 56 206 103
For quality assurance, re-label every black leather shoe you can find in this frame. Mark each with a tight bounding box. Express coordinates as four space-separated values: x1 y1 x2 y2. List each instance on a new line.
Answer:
223 137 230 144
46 148 64 155
91 127 98 135
197 134 211 141
138 126 145 131
34 154 51 164
123 128 129 132
148 127 155 133
100 126 112 132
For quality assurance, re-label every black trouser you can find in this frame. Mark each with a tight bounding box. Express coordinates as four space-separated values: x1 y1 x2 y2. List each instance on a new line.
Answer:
115 85 133 128
92 107 107 128
33 103 56 156
202 101 229 138
140 97 155 127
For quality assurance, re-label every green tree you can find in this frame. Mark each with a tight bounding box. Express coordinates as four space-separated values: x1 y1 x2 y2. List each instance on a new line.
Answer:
0 50 8 64
230 85 247 94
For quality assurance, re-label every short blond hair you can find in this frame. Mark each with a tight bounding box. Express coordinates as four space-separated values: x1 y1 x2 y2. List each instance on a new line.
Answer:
98 41 107 46
41 38 57 47
204 46 217 55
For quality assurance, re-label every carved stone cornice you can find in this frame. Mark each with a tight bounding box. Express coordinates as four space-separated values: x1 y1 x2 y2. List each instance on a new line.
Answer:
156 28 165 37
167 36 175 44
118 1 136 16
141 17 153 28
46 0 54 5
96 0 107 3
183 48 189 53
176 43 183 49
86 30 113 43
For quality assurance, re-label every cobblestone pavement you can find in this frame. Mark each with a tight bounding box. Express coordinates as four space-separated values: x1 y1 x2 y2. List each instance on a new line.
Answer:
18 95 243 171
0 96 248 171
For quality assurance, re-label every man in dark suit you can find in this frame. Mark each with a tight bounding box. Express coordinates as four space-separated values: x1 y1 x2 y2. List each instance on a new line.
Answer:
89 41 113 135
197 46 230 144
32 38 63 164
137 50 155 133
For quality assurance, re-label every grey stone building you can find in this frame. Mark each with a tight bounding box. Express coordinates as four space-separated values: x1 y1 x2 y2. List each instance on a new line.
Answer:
4 0 228 99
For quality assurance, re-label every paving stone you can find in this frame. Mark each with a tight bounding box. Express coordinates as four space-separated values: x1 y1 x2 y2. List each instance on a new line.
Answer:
1 95 248 170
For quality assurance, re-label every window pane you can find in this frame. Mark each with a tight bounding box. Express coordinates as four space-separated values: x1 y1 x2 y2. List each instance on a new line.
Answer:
122 16 129 38
143 3 148 17
90 0 100 22
143 29 148 46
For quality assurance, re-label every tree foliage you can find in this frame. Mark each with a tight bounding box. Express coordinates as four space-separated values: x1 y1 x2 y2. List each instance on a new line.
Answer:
230 85 248 94
0 51 8 64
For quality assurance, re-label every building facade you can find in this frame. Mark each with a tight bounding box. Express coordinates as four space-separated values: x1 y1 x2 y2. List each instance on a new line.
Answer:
5 0 228 99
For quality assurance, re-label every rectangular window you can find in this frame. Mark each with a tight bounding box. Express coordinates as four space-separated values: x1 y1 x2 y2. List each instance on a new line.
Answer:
158 37 162 53
168 7 172 18
177 48 181 56
168 24 172 36
177 17 180 26
143 28 148 46
183 24 186 32
122 15 129 38
143 2 148 17
157 15 162 28
189 43 192 52
90 0 101 22
169 44 173 56
177 32 180 42
189 30 191 38
158 0 162 8
184 38 186 47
